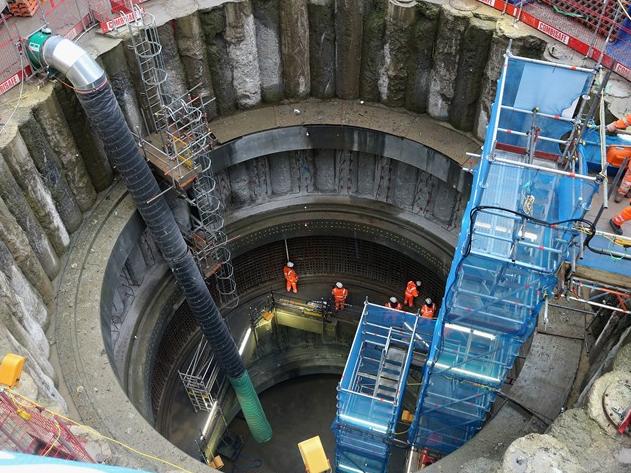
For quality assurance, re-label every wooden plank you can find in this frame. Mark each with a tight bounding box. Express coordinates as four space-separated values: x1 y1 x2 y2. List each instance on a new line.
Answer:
142 133 198 190
574 264 631 289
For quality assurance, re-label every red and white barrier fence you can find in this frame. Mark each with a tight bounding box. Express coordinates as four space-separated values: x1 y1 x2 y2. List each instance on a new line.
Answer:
0 0 630 98
476 0 631 82
0 0 148 97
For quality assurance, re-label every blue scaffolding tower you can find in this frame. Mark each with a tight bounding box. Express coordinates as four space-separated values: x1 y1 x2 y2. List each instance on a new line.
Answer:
408 52 601 454
334 50 604 472
333 304 435 473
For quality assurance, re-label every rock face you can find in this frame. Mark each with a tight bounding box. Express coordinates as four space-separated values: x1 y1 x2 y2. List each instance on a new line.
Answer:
308 0 335 98
280 0 310 98
253 0 284 102
456 341 631 473
175 14 219 119
502 434 587 473
335 0 363 99
427 6 469 119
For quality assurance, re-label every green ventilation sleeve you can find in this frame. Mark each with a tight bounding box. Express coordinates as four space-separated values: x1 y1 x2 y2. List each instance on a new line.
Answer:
229 372 273 443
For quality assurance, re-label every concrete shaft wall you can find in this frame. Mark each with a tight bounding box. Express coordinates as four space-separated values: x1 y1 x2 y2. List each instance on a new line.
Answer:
0 0 628 466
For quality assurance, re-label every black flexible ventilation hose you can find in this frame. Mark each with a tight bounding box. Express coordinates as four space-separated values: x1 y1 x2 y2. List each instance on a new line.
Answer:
76 76 247 376
77 76 272 442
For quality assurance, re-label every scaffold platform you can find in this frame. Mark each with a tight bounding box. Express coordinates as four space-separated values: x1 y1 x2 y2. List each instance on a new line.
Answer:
407 52 600 456
141 133 199 190
333 303 435 473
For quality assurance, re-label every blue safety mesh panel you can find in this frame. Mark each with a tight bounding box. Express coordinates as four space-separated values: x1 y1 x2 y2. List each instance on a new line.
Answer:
333 304 434 473
408 54 599 455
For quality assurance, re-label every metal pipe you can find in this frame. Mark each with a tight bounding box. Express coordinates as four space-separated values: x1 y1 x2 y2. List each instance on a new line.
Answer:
492 156 598 181
572 277 631 294
506 51 595 72
489 53 510 159
405 447 419 473
497 127 568 145
500 105 574 122
567 296 631 314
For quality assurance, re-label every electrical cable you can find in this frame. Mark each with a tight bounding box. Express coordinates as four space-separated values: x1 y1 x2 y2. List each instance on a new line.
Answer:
464 205 596 262
616 0 631 21
3 388 195 472
552 5 584 17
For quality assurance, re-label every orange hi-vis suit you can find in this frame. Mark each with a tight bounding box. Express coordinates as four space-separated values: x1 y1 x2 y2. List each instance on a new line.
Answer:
332 286 349 310
421 303 436 319
283 265 299 293
612 204 631 229
385 300 403 311
607 114 631 199
404 281 420 307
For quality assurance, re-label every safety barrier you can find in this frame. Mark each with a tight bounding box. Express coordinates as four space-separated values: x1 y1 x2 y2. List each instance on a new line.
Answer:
0 0 147 96
0 389 93 461
477 0 631 81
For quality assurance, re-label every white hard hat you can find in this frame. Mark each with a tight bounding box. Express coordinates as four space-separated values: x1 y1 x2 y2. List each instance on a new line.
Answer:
287 261 294 268
425 298 432 305
390 297 397 304
416 280 422 286
336 282 343 288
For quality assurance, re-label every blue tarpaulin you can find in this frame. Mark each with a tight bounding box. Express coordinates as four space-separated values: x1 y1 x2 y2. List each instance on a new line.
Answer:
408 54 598 456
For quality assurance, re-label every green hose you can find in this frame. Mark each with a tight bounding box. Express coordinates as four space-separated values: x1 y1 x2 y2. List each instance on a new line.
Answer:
229 372 273 443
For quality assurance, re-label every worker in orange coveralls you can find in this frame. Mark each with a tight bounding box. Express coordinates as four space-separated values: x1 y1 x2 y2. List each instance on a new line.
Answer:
610 202 631 236
283 261 299 293
404 280 422 307
331 282 349 311
421 298 437 319
385 297 402 311
606 114 631 203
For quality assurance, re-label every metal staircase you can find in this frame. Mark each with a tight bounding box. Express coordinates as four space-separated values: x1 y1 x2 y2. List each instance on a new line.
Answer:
333 303 434 473
334 50 605 472
408 50 601 455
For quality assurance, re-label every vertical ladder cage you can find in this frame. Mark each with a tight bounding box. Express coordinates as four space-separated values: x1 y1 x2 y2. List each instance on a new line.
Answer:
126 7 239 414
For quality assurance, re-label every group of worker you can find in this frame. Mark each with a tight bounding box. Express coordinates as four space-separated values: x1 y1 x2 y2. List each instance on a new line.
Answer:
384 280 436 318
607 113 631 236
283 262 437 319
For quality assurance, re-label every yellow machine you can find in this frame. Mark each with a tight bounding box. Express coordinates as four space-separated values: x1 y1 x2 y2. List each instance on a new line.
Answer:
0 353 26 388
298 436 331 473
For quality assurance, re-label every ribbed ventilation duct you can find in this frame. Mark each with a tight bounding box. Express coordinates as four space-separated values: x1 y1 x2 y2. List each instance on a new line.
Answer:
25 31 272 443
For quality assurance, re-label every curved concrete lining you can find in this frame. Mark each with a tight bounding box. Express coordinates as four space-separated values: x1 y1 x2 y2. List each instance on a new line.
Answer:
52 184 209 472
53 116 471 470
53 129 584 473
208 100 480 172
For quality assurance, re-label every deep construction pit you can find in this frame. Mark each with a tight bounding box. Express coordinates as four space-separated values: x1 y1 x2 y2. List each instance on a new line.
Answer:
96 126 464 471
63 124 577 472
64 120 574 473
149 236 448 472
1 0 630 471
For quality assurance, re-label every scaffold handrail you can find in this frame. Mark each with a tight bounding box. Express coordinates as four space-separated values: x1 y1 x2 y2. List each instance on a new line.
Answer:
407 49 600 456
